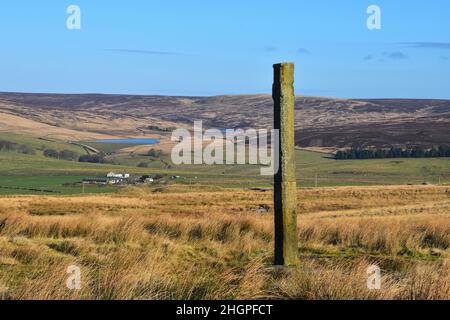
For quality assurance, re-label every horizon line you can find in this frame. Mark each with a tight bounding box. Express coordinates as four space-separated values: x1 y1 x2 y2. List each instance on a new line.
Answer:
0 90 449 101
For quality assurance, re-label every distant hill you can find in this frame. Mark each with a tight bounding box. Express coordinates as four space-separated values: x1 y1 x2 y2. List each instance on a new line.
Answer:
0 92 449 149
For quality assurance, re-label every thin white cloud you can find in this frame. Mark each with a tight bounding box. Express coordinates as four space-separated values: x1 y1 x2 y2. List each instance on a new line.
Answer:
400 42 450 49
104 49 185 56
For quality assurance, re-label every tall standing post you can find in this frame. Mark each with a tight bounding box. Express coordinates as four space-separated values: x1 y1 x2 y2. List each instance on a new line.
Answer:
273 62 298 266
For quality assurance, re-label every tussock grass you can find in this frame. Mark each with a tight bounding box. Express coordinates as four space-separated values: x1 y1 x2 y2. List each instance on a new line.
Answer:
0 185 449 300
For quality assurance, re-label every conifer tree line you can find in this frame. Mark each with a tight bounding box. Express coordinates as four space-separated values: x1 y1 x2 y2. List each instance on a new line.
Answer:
335 146 450 160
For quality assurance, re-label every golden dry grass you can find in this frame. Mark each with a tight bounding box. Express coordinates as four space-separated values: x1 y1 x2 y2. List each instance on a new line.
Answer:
0 185 449 300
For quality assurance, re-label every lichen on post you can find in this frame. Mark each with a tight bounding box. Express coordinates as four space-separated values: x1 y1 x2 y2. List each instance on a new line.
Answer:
273 62 298 266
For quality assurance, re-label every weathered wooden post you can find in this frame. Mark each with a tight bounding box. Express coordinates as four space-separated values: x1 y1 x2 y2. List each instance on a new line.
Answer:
273 62 298 266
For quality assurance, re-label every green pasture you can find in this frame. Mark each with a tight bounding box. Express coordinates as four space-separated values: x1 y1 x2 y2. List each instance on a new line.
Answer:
0 133 448 195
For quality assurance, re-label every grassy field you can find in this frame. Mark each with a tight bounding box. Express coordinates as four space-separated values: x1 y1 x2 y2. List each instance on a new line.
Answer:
1 145 449 195
0 176 117 195
0 133 86 154
0 185 448 299
81 141 138 154
0 134 449 300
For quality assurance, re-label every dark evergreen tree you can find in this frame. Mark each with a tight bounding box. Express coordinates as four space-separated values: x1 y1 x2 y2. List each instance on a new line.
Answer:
335 146 450 160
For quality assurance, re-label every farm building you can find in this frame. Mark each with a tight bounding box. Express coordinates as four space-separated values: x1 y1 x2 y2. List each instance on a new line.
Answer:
81 173 159 186
83 172 131 185
107 172 130 179
144 177 154 183
106 172 130 184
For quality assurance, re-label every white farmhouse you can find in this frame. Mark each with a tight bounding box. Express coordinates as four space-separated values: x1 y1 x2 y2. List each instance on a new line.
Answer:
144 177 154 183
107 172 130 179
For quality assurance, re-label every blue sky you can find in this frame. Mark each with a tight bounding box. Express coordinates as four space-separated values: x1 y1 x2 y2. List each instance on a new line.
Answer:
0 1 449 98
